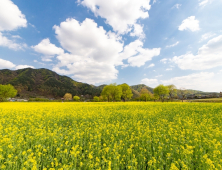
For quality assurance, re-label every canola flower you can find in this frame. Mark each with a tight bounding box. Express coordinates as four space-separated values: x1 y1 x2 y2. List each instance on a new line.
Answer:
0 102 222 169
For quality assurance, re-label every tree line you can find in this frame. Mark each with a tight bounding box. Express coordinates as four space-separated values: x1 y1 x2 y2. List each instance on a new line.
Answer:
0 83 189 102
97 83 187 102
85 83 187 102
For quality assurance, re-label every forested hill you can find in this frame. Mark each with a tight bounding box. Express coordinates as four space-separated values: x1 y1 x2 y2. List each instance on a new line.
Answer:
0 68 214 99
0 68 102 98
130 84 154 93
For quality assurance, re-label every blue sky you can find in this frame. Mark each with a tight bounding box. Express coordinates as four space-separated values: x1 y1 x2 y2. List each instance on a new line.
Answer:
0 0 222 92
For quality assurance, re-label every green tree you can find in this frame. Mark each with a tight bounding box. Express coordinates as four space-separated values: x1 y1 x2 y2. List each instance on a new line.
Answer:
101 83 122 102
64 93 72 100
99 96 106 102
0 84 17 101
93 96 100 102
119 83 133 102
73 95 80 102
140 87 153 102
167 84 177 102
101 85 111 102
153 84 169 102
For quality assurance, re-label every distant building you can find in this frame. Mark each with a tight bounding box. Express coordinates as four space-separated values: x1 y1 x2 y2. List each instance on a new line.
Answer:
16 99 28 102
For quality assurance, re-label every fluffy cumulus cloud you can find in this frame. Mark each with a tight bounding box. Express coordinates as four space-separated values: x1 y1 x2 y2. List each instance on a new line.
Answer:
78 0 151 37
141 72 222 92
0 58 34 70
178 16 200 32
32 18 160 84
119 40 161 67
130 24 145 39
0 58 15 69
0 0 27 50
0 32 27 50
0 0 27 31
53 60 118 84
32 38 64 61
161 72 222 92
53 18 123 64
172 35 222 70
50 18 122 84
141 78 159 87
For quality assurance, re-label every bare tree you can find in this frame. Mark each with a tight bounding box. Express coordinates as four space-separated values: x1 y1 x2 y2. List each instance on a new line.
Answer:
178 88 187 102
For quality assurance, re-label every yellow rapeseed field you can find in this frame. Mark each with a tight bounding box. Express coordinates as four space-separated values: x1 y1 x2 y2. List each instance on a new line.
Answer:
0 102 222 169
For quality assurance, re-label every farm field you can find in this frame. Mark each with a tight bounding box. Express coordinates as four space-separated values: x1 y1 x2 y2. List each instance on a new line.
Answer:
0 103 222 170
190 98 222 103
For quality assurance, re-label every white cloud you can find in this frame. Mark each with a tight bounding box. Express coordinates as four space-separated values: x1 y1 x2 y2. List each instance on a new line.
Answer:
120 40 160 67
52 18 123 84
199 0 213 7
200 32 216 42
53 18 123 64
153 0 157 4
147 63 155 68
141 78 159 87
178 16 200 32
155 74 162 78
0 58 34 70
31 38 64 61
0 0 27 50
172 4 182 9
53 61 118 84
172 35 222 70
0 58 16 69
166 41 179 48
127 47 160 67
78 0 151 37
15 65 34 70
160 58 168 64
130 24 145 39
0 0 27 31
33 18 160 84
161 72 222 92
0 32 26 50
11 35 21 39
33 60 45 65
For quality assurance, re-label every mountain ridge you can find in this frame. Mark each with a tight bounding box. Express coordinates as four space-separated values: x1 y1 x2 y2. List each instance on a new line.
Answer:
0 68 102 98
0 68 219 99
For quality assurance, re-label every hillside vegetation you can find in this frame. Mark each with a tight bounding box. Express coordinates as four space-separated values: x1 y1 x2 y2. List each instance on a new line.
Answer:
0 68 219 99
0 68 101 98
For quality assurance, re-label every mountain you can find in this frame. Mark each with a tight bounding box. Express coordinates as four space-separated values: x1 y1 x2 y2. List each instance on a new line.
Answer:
0 68 218 99
0 68 101 98
130 84 154 93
